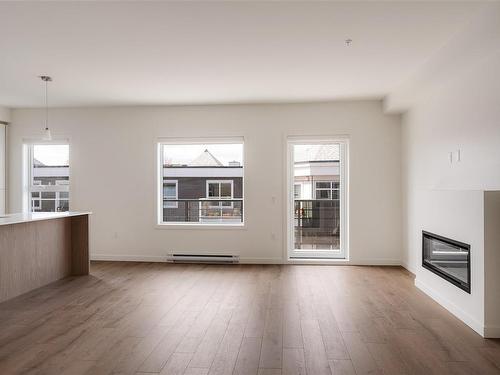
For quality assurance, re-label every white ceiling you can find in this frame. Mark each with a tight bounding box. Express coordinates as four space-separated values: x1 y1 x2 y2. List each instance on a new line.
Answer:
0 1 486 108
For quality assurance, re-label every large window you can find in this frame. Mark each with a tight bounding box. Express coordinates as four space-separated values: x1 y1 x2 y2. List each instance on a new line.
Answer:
28 144 69 212
158 139 244 225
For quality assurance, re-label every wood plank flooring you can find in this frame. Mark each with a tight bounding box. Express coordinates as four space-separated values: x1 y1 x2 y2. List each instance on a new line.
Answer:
0 262 499 375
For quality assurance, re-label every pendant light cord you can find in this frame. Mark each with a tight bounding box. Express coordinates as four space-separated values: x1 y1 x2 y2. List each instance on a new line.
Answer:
45 79 48 130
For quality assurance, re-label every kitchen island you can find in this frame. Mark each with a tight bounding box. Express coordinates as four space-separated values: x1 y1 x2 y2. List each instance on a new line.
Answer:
0 212 90 303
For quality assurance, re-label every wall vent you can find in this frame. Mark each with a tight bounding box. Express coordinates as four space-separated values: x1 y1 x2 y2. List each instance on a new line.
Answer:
167 253 239 264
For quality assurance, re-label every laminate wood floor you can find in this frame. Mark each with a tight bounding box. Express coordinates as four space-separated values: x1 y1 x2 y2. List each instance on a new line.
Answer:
0 262 499 375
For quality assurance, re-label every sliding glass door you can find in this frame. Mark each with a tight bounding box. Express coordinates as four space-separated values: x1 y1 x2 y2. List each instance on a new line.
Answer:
287 138 348 259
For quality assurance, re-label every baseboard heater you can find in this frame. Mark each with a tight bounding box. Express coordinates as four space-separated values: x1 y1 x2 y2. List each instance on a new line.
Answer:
167 253 240 264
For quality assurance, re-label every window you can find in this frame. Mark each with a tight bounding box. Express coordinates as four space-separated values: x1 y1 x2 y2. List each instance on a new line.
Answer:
315 181 339 200
288 139 348 259
158 139 244 225
55 180 70 212
31 180 42 211
163 180 178 208
207 180 233 207
294 184 302 199
27 144 69 212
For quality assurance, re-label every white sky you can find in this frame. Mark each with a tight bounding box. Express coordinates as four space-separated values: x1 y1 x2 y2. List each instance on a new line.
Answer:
294 145 314 161
33 145 69 166
163 144 243 165
32 143 326 166
293 144 338 161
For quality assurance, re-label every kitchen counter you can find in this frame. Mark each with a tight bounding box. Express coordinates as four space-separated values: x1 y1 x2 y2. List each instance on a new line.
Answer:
0 212 90 303
0 211 91 226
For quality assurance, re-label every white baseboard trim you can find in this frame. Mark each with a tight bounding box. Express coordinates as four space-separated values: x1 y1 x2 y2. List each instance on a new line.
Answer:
415 278 485 337
239 257 283 264
349 258 402 266
484 325 500 338
286 258 401 266
399 261 416 276
91 254 283 264
91 254 402 266
91 254 168 262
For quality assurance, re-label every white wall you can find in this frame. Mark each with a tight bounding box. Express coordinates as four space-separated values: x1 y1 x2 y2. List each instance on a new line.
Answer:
399 4 500 336
0 106 10 123
0 106 9 214
484 191 500 337
8 101 401 264
400 4 500 272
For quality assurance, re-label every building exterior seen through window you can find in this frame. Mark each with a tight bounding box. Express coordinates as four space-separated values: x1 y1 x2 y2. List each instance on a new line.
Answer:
159 142 243 225
29 144 69 212
293 144 341 252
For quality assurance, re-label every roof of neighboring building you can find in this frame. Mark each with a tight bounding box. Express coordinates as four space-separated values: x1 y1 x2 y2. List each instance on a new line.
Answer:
33 158 44 167
188 149 223 167
294 144 340 163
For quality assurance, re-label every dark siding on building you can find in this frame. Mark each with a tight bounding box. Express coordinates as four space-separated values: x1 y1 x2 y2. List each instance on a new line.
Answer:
175 177 243 199
162 176 243 222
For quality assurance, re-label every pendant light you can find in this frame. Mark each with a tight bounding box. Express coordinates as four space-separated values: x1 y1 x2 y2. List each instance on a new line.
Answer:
40 75 52 141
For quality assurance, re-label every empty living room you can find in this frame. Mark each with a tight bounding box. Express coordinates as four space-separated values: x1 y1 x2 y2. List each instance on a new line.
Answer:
1 1 500 374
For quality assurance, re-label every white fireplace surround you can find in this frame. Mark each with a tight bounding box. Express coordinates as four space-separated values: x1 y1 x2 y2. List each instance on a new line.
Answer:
406 189 500 338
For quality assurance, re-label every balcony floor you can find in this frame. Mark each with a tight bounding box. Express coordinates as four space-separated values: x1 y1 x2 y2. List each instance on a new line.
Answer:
295 227 340 250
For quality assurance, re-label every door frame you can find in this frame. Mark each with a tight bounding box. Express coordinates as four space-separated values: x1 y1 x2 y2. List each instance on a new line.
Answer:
285 136 349 260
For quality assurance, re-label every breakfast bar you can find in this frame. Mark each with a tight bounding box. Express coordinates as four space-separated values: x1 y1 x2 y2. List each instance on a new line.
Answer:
0 212 90 303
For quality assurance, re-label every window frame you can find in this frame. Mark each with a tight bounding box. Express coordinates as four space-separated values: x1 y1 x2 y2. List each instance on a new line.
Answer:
163 180 178 208
314 180 340 200
286 136 349 260
294 183 302 199
206 179 234 208
156 137 245 229
26 142 70 213
55 180 70 212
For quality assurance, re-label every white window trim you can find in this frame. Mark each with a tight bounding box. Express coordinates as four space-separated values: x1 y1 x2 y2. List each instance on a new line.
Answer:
31 192 41 210
314 180 339 200
163 179 178 208
206 180 234 207
26 143 70 213
285 136 349 261
156 138 245 228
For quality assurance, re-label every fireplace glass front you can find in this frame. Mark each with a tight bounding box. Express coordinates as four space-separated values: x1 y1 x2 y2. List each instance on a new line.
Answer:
422 231 471 293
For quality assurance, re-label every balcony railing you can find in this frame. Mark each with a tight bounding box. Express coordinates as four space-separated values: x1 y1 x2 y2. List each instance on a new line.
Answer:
162 199 243 224
294 199 340 250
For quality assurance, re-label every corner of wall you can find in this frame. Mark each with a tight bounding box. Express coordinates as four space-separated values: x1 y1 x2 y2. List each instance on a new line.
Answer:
484 191 500 337
0 106 11 124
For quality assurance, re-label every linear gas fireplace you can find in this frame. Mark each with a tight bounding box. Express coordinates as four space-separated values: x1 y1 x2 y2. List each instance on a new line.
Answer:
422 231 471 293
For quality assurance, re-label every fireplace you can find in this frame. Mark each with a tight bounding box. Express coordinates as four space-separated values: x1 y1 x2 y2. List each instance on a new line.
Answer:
422 231 471 293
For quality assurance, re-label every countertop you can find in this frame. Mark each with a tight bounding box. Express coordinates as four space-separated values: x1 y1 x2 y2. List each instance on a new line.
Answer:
0 212 91 226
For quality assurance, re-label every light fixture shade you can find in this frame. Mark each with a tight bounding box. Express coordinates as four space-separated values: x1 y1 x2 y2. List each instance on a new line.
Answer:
42 127 52 141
